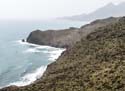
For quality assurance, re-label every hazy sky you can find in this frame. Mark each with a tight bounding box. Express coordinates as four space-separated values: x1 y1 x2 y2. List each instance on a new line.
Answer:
0 0 124 20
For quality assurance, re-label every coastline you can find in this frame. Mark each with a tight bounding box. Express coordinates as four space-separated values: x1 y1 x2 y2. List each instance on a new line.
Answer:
5 17 120 88
0 16 125 91
0 40 66 89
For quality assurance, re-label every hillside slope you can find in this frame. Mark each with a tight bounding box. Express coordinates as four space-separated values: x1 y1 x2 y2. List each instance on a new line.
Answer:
1 17 125 91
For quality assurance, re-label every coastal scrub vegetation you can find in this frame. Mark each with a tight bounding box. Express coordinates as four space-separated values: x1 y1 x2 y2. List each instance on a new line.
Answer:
1 17 125 91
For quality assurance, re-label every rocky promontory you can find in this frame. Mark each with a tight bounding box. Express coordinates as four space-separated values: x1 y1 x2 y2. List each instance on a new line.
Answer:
0 17 125 91
27 17 120 48
27 28 80 48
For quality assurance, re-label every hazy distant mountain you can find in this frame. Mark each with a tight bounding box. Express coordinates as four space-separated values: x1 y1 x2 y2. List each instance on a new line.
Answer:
62 2 125 21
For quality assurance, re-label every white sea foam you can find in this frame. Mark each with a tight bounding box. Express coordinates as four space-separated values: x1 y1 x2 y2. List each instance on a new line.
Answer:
16 40 66 54
8 66 47 87
36 46 54 49
16 40 62 50
16 39 66 62
48 49 65 61
16 40 40 47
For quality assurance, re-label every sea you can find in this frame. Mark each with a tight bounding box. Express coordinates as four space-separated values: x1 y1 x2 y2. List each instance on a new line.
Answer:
0 19 87 88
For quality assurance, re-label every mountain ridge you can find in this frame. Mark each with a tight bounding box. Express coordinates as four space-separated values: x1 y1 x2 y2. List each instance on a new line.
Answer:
61 2 125 21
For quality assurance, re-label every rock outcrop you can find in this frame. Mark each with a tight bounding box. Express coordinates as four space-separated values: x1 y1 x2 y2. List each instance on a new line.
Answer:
27 17 120 48
0 17 125 91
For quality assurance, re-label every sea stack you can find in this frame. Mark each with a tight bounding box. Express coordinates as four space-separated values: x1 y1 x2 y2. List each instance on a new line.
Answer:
22 39 25 42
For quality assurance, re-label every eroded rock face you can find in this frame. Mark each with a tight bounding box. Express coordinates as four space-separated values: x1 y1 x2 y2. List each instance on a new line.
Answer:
27 17 120 48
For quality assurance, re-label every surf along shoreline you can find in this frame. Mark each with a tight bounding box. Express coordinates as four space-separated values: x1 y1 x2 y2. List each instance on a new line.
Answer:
0 40 65 89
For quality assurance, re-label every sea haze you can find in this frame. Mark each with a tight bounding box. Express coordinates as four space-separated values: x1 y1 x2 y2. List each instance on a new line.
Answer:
0 20 87 88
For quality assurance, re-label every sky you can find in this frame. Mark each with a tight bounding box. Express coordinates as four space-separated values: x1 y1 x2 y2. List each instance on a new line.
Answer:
0 0 124 20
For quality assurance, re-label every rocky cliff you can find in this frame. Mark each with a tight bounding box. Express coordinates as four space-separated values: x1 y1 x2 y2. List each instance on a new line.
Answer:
1 17 125 91
27 17 120 48
27 28 80 48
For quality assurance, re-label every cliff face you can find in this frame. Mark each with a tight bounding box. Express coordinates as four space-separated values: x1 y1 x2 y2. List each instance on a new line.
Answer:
27 17 120 48
1 17 125 91
27 28 80 48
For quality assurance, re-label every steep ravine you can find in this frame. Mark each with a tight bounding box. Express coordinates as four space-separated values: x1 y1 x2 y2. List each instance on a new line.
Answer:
0 17 125 91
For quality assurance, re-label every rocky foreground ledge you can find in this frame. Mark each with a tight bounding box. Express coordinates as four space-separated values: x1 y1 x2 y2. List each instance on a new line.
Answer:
0 17 125 91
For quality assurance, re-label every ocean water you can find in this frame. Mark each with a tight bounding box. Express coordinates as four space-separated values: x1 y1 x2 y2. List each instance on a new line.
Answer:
0 19 87 88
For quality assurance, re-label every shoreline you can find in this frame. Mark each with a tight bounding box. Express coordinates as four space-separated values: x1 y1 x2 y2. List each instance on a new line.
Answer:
0 16 124 91
0 40 66 89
